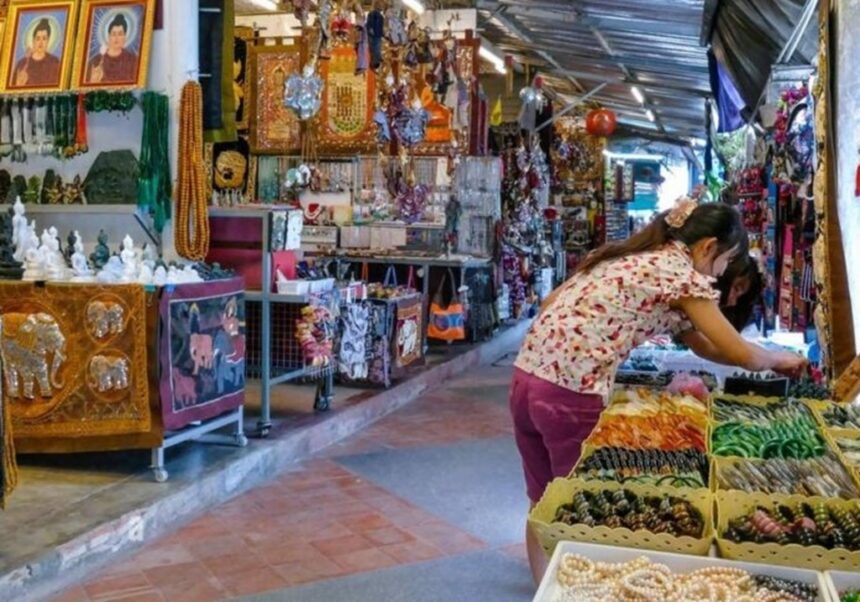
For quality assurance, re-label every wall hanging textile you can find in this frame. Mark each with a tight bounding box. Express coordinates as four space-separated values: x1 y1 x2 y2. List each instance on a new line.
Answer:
159 278 245 431
318 44 376 154
137 91 171 232
199 0 236 142
0 282 150 440
233 26 254 131
336 301 369 382
427 268 465 343
707 49 746 133
249 45 301 154
1 335 17 508
176 81 210 261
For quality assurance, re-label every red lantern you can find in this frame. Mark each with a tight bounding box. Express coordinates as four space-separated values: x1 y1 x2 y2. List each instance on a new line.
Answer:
586 108 617 136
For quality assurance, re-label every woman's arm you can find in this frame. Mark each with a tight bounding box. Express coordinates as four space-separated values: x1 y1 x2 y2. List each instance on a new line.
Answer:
675 297 807 375
678 331 732 365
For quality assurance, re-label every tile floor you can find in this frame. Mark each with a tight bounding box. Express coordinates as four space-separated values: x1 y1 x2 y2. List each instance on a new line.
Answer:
49 361 532 602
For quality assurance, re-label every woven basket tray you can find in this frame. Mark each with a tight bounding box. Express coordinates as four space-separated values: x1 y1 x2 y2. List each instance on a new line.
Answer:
529 477 713 557
715 490 860 571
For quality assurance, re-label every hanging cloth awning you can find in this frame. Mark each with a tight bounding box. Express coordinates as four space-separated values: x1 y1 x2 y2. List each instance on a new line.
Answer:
709 0 817 108
708 49 747 133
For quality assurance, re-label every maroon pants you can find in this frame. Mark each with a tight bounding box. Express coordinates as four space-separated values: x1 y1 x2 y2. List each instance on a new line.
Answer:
509 368 604 503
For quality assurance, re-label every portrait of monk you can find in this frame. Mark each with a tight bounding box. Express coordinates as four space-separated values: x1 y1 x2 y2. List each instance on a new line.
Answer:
86 12 138 84
12 17 61 88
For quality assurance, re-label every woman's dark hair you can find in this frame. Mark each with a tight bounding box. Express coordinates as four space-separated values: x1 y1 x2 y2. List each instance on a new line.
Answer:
34 18 51 39
109 14 128 34
576 202 748 274
718 254 763 332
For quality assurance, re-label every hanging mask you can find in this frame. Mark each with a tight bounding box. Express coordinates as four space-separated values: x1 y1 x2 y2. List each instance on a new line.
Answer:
284 64 324 121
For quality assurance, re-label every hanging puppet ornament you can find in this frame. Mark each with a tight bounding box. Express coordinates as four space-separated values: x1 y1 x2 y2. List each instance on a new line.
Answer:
291 0 311 28
393 98 429 147
395 171 429 224
367 1 385 70
518 76 547 133
284 63 324 121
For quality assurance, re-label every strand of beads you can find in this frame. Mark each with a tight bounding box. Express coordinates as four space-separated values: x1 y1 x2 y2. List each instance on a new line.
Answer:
175 81 210 261
554 554 814 602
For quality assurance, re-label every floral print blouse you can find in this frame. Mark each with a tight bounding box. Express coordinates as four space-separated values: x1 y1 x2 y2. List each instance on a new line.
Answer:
514 241 719 400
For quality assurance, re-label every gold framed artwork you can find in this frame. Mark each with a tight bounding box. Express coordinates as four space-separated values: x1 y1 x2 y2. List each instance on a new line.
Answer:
70 0 155 91
234 25 254 132
0 0 78 94
249 44 301 155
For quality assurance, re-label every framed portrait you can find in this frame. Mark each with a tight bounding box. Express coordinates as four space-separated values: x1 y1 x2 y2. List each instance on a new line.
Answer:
234 25 253 131
249 44 301 155
71 0 155 91
0 0 78 93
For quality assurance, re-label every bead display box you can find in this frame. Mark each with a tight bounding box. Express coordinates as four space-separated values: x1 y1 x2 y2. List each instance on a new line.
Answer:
529 386 860 576
533 541 832 602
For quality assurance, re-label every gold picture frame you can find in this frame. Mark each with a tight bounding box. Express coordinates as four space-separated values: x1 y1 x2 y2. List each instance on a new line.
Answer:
249 43 301 155
70 0 155 91
234 25 254 132
0 0 78 94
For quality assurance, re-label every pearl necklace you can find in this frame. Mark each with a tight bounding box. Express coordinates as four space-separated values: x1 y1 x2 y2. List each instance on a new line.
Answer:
555 554 809 602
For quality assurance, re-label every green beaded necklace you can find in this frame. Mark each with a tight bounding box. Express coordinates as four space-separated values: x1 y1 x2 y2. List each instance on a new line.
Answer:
137 92 172 233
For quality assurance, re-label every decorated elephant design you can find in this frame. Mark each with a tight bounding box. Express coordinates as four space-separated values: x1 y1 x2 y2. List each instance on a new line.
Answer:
1 313 66 399
86 301 125 339
172 367 197 408
189 333 215 376
213 330 245 394
87 355 130 393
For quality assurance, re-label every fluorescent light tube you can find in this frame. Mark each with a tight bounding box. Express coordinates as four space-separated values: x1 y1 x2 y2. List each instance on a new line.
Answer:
646 109 655 122
248 0 278 10
402 0 425 15
479 45 506 74
631 86 644 104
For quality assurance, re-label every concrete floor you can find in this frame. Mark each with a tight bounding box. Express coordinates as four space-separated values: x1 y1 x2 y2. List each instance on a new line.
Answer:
48 361 533 602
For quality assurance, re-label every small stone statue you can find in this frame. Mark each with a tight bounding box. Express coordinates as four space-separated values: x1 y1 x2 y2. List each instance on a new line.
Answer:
120 235 139 282
142 242 159 266
70 231 94 282
90 229 111 270
0 207 24 279
11 198 26 254
153 265 167 286
96 255 125 283
40 228 67 281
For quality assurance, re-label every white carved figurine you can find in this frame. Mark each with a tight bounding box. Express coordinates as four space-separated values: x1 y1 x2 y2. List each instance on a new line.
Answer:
120 234 139 281
70 231 94 282
153 265 168 287
11 197 26 257
40 228 67 280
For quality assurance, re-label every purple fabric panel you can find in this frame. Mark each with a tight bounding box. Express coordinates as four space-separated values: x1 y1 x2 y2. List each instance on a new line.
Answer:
159 278 246 430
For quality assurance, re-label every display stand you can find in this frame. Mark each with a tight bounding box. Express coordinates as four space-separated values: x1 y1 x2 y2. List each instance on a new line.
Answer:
150 406 247 482
208 207 335 436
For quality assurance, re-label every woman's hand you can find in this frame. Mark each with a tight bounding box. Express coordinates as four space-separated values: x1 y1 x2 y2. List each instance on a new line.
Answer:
769 351 808 377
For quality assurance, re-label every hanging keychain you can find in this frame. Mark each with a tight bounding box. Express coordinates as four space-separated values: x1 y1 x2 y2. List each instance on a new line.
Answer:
0 100 10 158
11 98 23 162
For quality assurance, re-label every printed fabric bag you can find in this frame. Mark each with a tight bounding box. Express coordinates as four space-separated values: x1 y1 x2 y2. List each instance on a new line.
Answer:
376 266 424 376
427 269 466 342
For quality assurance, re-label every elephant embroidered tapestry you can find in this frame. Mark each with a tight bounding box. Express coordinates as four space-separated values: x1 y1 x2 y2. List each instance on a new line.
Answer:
0 282 150 439
159 278 245 430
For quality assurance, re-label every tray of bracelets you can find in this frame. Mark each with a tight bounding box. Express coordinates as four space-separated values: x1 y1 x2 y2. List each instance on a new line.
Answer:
529 477 714 558
534 540 830 602
716 491 860 571
711 455 860 500
572 445 710 491
824 570 860 602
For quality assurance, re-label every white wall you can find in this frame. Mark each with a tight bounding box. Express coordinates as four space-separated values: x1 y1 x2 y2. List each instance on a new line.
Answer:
834 0 860 354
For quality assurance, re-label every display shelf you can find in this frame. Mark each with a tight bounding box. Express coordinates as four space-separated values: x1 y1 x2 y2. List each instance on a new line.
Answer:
0 204 139 214
534 541 831 602
208 209 335 435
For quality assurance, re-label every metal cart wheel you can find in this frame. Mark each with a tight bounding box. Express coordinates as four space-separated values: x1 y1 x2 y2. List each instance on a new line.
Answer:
235 433 249 447
153 467 169 483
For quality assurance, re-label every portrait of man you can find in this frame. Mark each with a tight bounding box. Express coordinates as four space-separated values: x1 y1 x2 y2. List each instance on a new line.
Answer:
6 7 70 90
71 0 154 90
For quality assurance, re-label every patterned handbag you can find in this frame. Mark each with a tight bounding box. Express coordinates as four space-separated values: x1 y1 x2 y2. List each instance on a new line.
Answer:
427 269 466 342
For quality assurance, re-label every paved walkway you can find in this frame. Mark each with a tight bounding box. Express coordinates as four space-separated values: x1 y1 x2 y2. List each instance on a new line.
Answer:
50 362 533 602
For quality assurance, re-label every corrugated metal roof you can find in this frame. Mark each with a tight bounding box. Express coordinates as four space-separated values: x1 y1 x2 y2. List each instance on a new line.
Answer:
477 0 712 140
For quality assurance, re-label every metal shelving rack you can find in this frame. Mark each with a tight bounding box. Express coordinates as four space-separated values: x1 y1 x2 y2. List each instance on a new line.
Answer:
209 207 334 437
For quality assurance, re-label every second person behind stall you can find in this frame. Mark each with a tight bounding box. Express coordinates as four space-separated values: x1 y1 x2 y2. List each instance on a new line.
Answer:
510 199 807 584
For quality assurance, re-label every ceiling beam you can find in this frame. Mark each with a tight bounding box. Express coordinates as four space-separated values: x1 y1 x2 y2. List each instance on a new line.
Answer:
700 0 720 46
